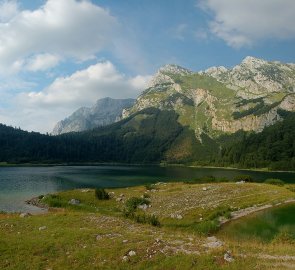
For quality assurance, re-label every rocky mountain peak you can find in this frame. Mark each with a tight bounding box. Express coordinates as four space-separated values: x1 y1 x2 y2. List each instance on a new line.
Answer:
147 64 192 89
52 98 135 135
159 64 192 75
240 56 267 69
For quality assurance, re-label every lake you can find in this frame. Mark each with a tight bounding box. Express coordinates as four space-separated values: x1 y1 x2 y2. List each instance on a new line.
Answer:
219 203 295 242
0 165 295 213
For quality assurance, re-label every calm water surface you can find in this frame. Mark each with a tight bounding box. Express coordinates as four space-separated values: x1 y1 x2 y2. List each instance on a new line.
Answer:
219 203 295 242
0 165 295 213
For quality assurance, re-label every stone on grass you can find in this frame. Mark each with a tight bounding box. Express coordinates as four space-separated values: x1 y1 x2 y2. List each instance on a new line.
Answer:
39 226 47 231
203 236 223 249
138 204 149 210
19 213 31 218
68 199 80 205
224 251 234 262
128 250 136 256
122 256 129 262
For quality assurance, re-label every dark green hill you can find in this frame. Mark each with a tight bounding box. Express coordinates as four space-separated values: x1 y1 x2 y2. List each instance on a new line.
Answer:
1 109 294 170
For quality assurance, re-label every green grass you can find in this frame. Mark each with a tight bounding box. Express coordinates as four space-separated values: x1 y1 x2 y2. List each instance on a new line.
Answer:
1 182 295 269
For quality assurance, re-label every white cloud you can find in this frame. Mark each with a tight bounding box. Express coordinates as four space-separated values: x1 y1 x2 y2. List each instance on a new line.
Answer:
25 53 61 72
0 0 19 22
199 0 295 48
10 61 151 133
0 0 119 74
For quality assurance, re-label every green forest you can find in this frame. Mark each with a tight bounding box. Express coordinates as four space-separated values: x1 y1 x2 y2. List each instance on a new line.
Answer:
0 108 294 170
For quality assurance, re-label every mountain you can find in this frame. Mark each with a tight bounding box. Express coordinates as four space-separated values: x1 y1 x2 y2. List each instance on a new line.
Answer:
1 57 295 170
124 58 295 137
52 97 135 135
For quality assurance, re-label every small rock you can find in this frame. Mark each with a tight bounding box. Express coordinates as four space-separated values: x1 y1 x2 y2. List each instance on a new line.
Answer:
224 251 234 262
202 187 208 191
203 236 223 249
19 213 31 218
68 199 80 205
122 240 128 243
38 226 47 231
235 181 245 184
122 256 129 262
81 189 90 193
96 235 103 240
108 192 115 197
138 204 148 210
176 214 183 220
128 250 136 257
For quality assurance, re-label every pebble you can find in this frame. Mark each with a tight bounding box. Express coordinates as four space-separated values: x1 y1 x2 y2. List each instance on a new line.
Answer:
128 250 136 256
19 213 31 218
68 199 80 205
224 251 234 262
122 256 129 262
39 226 47 231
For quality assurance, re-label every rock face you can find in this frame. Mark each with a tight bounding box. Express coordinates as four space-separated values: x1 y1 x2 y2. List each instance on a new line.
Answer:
52 97 135 135
123 57 295 138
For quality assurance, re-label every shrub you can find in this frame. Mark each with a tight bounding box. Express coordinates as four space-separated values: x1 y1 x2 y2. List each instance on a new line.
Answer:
207 205 232 220
124 211 160 227
44 194 63 207
125 197 150 212
95 188 110 200
194 220 219 235
264 178 285 186
149 214 161 226
145 184 157 190
233 175 254 182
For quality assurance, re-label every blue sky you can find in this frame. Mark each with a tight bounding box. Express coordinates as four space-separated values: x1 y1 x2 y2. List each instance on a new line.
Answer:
0 0 294 132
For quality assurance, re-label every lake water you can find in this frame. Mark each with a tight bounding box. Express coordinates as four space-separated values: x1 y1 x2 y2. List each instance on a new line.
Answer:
219 203 295 242
1 165 295 213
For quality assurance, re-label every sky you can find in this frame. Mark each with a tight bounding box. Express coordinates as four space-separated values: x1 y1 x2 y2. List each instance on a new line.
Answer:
0 0 294 133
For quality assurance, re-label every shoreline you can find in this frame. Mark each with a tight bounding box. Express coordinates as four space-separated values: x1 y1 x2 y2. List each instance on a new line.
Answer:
219 198 295 227
0 162 295 173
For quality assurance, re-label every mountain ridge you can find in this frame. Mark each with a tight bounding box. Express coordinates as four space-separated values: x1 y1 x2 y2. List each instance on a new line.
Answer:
52 97 135 135
123 56 295 136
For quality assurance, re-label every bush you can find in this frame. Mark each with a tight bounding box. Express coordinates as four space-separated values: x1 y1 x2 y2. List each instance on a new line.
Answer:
124 211 160 227
95 188 110 200
207 205 232 220
122 197 159 226
125 197 150 212
233 175 254 182
194 220 219 235
44 194 63 207
264 178 285 186
145 184 157 190
149 214 161 226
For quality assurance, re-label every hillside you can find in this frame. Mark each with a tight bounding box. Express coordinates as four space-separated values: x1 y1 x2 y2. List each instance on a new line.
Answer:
124 57 295 137
1 181 295 269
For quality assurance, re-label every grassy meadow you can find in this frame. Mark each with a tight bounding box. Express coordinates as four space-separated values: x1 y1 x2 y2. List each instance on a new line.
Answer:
1 181 295 269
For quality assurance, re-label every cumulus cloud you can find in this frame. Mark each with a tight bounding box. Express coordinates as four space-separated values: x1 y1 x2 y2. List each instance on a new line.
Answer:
199 0 295 48
0 0 119 74
0 0 19 22
10 61 151 132
25 53 61 72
